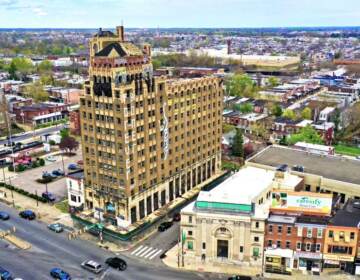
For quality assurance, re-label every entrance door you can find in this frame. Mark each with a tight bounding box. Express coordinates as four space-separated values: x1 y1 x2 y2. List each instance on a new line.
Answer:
217 240 229 259
306 260 313 271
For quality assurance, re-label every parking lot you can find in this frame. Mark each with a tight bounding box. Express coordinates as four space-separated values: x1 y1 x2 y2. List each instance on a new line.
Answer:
9 151 82 201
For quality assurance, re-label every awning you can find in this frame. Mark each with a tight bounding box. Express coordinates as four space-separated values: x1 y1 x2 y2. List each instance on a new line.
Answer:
294 251 322 260
265 248 293 259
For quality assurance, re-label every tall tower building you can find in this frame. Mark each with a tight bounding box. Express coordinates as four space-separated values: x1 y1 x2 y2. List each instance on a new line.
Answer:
80 26 223 228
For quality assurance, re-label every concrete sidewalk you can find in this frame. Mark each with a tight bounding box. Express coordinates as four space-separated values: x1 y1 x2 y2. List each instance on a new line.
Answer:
162 243 360 280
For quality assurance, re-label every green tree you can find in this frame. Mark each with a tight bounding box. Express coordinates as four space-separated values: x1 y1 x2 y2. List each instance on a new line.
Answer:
233 102 253 113
40 74 55 86
60 128 70 140
225 74 258 98
8 61 17 80
223 124 236 134
271 104 283 117
282 109 296 120
288 125 324 145
9 57 34 80
232 129 244 157
301 107 312 120
24 82 49 102
37 60 53 74
268 76 280 87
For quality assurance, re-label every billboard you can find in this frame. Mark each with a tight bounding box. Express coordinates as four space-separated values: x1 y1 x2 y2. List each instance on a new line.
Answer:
271 191 332 214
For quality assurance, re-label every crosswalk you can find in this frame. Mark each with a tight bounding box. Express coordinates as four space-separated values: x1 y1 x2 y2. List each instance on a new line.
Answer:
130 245 163 260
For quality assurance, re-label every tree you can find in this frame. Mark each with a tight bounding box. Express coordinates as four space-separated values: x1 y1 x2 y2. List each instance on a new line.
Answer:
282 109 296 120
244 143 254 157
223 124 236 134
225 74 258 98
271 104 283 117
59 136 79 154
288 125 324 145
24 82 49 102
268 76 280 87
37 60 53 74
301 107 312 120
251 122 268 139
40 74 55 86
9 57 34 80
233 102 253 114
60 128 69 140
232 129 244 157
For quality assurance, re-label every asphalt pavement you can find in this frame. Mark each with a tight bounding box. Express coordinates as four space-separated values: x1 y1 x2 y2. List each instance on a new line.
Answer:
0 125 66 146
0 203 224 280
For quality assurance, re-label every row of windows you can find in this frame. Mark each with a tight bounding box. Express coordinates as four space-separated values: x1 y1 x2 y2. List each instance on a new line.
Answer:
267 240 321 252
268 225 324 238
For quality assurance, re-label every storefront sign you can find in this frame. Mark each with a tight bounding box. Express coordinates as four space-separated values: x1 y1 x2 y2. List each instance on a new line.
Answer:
323 254 354 262
294 251 322 260
271 191 332 214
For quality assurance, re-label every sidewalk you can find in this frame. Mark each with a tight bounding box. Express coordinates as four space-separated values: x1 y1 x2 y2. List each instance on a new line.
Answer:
162 243 262 276
162 244 360 280
0 188 73 227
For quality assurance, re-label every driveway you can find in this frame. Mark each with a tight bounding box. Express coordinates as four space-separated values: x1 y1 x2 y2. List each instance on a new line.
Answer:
10 151 82 201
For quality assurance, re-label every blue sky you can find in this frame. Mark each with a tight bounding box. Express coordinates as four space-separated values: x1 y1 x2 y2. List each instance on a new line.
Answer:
0 0 360 28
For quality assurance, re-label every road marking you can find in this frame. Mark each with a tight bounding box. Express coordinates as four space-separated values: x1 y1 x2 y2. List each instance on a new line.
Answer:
138 246 153 257
99 268 109 280
148 249 162 260
143 248 158 259
131 245 144 255
134 246 149 256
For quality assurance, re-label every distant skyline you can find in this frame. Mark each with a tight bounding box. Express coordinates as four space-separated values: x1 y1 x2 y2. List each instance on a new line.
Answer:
0 0 360 29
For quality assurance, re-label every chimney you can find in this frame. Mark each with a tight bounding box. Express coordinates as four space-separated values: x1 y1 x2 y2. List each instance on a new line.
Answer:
116 26 125 41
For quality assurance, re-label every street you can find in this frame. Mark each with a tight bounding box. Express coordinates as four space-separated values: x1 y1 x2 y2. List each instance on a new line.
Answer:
0 203 225 280
0 125 66 146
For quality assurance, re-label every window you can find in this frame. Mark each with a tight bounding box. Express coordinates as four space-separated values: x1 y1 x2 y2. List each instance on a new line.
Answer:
317 228 323 238
276 241 281 248
278 225 282 233
351 232 355 240
70 195 77 202
329 230 334 238
187 241 193 250
202 242 206 250
305 184 311 191
189 216 193 223
296 242 301 250
240 246 244 253
255 221 259 228
253 247 259 257
287 227 291 234
307 228 313 238
269 224 273 233
316 244 321 252
254 236 259 242
267 240 273 247
188 231 193 236
286 241 291 249
306 243 311 251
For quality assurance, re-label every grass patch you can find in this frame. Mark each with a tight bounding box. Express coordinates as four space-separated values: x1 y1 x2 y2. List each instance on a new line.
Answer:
334 144 360 157
55 199 69 213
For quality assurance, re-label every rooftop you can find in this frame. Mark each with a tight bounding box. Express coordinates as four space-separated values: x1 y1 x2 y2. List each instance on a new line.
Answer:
248 145 360 185
330 199 360 227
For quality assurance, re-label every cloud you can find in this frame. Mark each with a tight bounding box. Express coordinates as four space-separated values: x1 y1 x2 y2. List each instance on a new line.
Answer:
33 7 47 16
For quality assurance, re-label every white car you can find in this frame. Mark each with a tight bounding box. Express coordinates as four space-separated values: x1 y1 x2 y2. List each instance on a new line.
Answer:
81 260 103 274
46 155 57 162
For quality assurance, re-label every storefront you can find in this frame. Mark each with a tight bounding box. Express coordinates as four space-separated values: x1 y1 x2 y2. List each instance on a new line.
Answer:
265 248 293 275
294 251 322 275
323 254 355 274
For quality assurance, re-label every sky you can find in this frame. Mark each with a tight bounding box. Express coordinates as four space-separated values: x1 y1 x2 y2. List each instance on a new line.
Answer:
0 0 360 28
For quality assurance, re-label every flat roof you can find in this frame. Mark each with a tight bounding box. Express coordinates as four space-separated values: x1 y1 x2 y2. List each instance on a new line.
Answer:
330 199 360 227
248 146 360 185
196 166 276 205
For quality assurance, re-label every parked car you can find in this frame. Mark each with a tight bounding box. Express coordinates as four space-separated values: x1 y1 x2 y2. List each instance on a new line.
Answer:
81 260 103 274
48 223 64 233
42 171 57 179
228 276 251 280
42 192 56 202
0 266 12 280
19 210 36 220
52 169 65 177
158 221 173 232
50 268 71 280
67 163 78 170
46 155 57 162
105 257 127 271
172 212 181 222
0 211 10 220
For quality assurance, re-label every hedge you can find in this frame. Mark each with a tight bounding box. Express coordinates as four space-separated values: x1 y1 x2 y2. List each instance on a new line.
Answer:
0 182 47 203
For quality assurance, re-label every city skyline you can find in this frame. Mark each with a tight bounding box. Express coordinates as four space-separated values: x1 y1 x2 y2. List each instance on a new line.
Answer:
1 0 360 28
